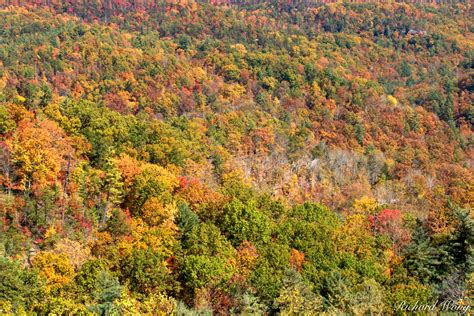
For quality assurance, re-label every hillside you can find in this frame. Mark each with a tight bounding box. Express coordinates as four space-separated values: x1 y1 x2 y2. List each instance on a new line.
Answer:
0 1 473 314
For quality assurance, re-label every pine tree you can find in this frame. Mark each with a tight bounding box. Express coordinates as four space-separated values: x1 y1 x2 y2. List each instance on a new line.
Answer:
92 271 122 315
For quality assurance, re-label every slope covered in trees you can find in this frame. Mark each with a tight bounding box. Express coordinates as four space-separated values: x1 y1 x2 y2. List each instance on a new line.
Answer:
0 1 473 314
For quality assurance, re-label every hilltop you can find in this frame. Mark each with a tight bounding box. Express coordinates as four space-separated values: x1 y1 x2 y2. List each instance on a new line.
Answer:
0 1 472 314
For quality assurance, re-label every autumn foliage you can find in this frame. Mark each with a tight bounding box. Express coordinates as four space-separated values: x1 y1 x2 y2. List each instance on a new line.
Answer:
0 0 472 314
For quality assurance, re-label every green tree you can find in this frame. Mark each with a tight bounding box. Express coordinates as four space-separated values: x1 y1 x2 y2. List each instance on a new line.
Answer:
120 247 174 296
181 223 237 296
0 105 15 134
177 203 200 243
74 259 107 301
0 257 44 313
91 270 122 315
403 223 452 284
181 255 234 289
449 207 474 274
222 199 272 246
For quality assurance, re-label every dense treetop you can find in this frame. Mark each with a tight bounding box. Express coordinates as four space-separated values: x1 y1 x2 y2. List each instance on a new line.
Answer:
0 1 472 314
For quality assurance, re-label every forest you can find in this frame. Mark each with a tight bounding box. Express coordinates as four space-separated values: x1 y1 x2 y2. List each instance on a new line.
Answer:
0 0 473 314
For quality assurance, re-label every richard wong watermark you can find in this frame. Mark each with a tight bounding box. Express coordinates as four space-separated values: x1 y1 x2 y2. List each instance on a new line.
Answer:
396 300 470 314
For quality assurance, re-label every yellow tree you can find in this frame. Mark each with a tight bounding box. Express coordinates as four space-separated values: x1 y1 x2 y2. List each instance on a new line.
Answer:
334 214 376 259
31 251 75 293
8 119 72 192
126 163 179 216
352 196 379 215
